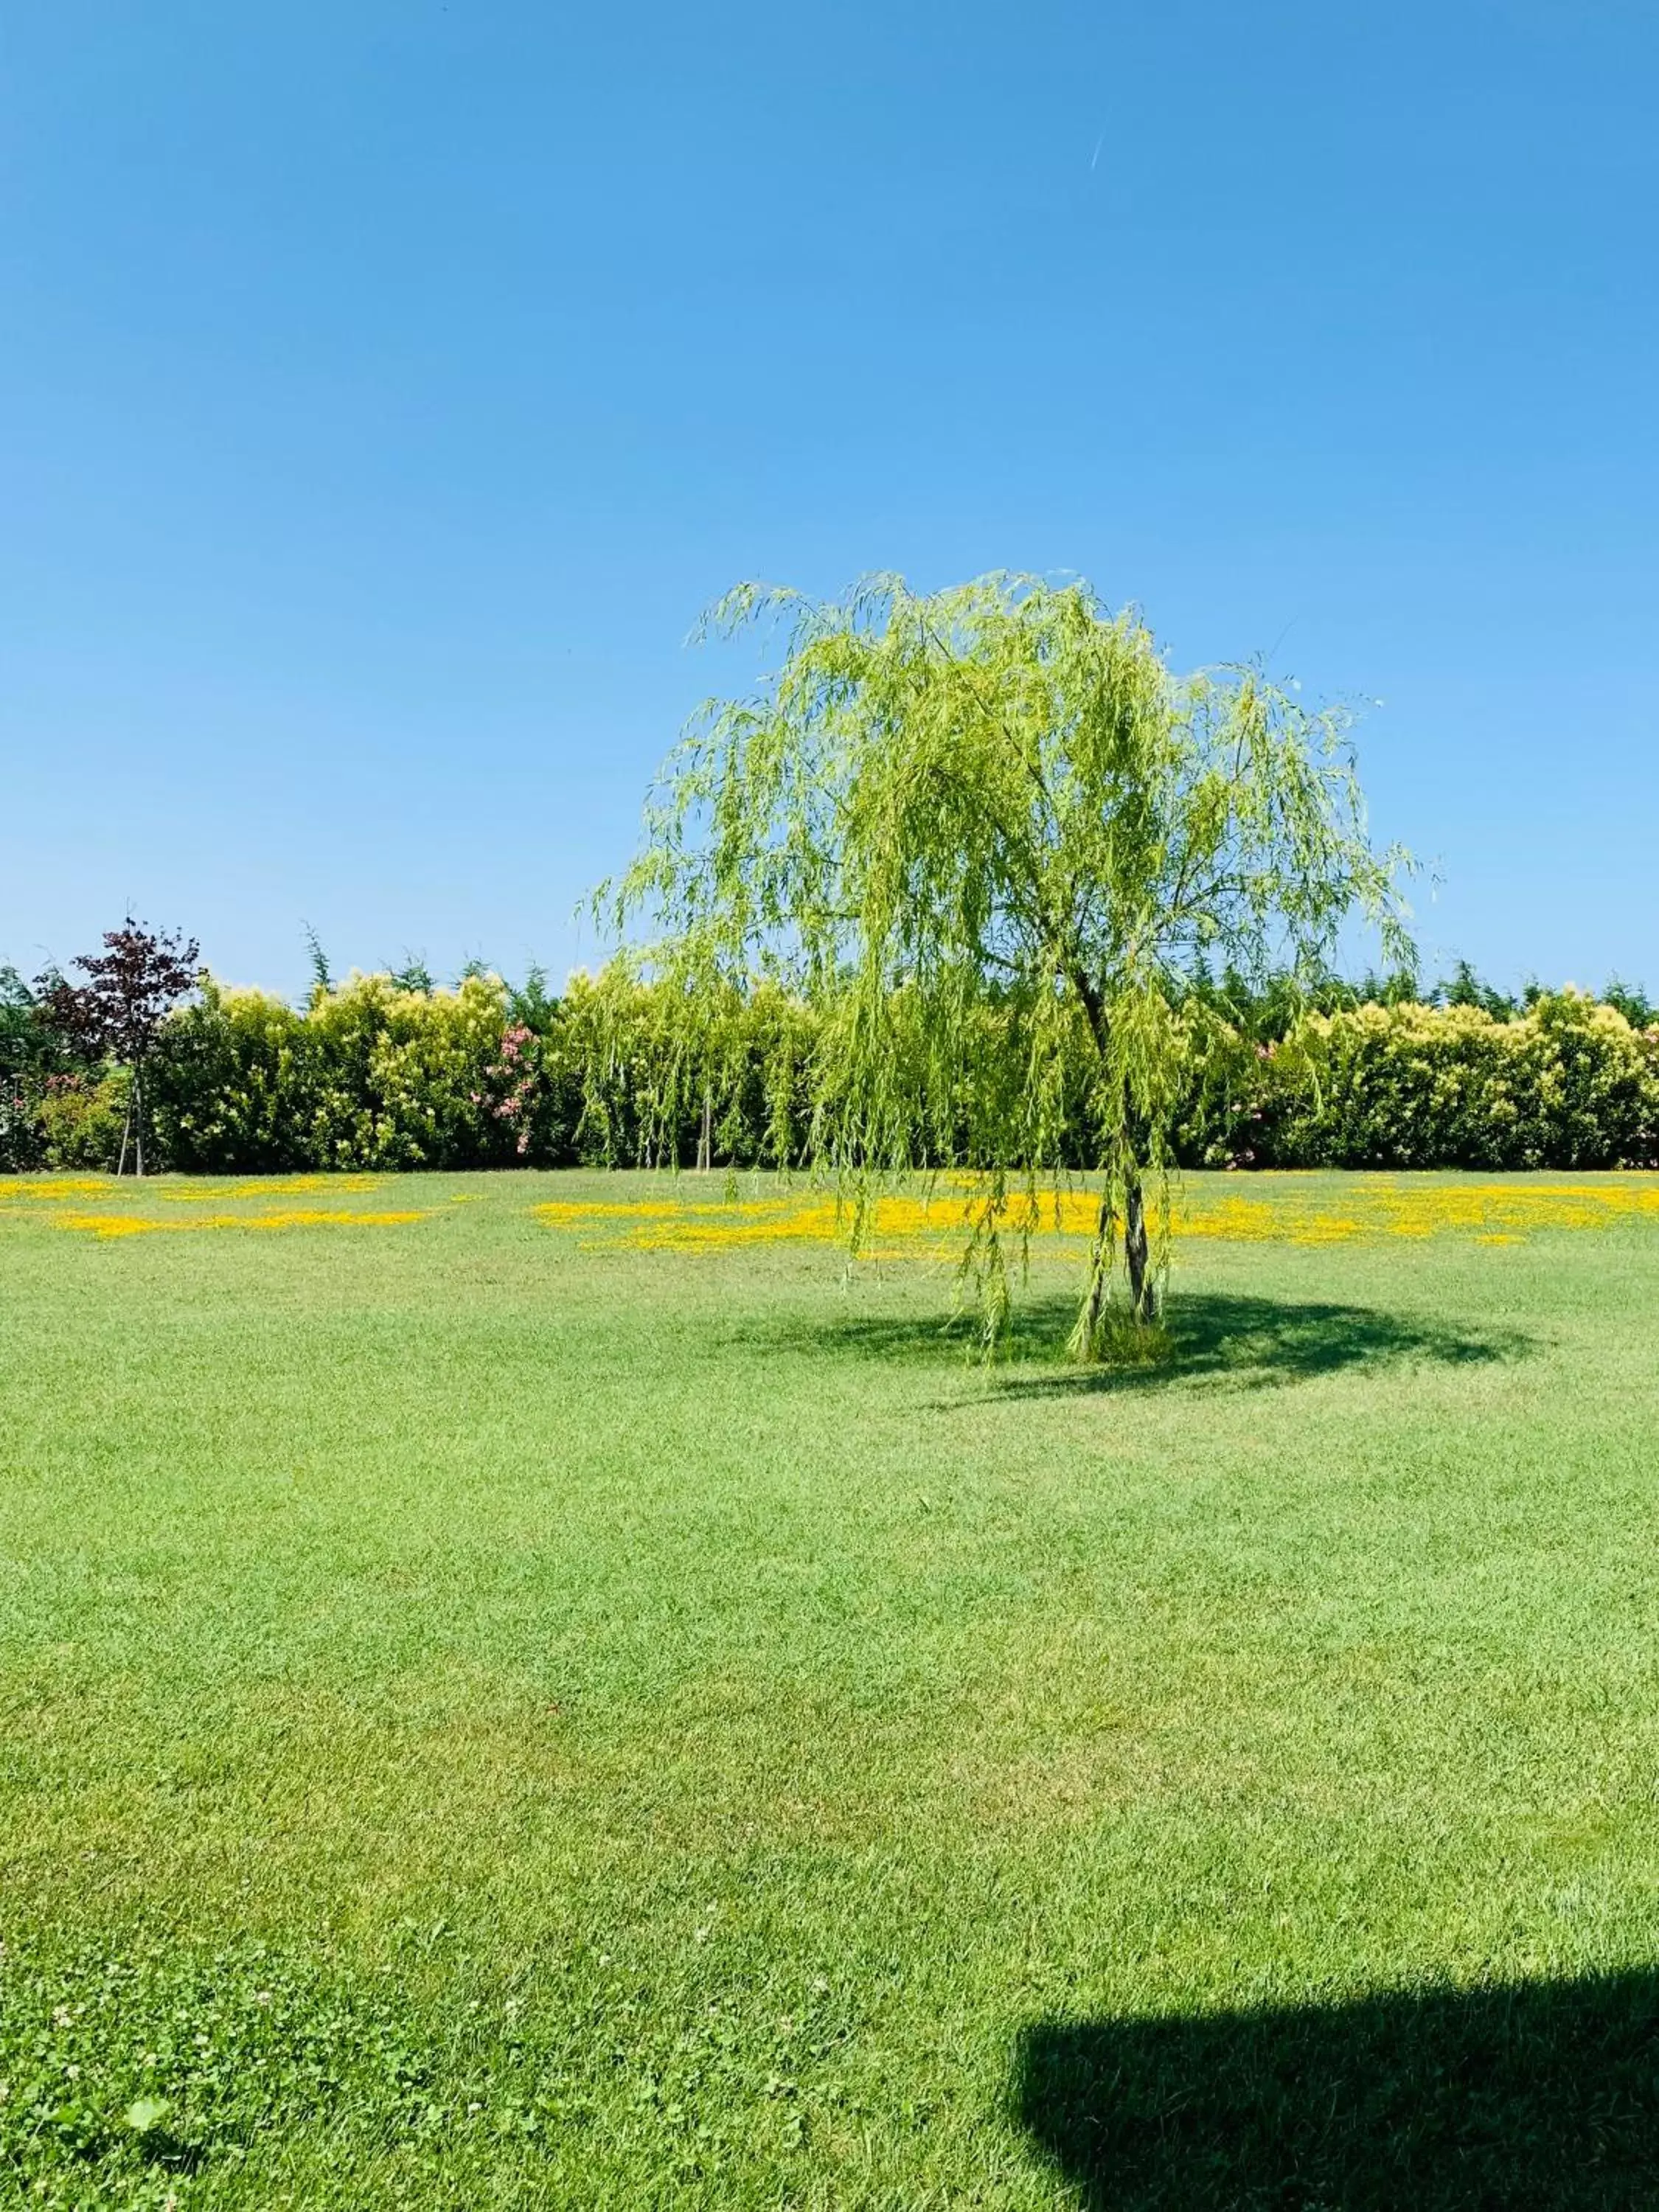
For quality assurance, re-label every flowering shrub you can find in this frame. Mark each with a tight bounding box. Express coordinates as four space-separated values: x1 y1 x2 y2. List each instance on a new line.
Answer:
1183 992 1659 1170
299 972 512 1168
481 1022 538 1155
149 982 310 1171
152 973 522 1172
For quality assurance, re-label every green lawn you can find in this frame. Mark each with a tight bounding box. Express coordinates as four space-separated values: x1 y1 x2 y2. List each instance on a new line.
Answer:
4 1170 1659 2207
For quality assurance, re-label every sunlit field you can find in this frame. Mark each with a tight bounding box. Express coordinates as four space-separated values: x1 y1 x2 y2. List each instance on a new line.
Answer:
5 1169 1659 2207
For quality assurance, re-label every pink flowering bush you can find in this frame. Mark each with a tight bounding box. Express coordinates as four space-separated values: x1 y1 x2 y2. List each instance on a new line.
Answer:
480 1023 540 1158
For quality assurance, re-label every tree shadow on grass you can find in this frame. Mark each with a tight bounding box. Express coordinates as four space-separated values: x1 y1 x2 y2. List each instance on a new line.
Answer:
991 1293 1528 1399
1013 1973 1659 2210
753 1293 1529 1397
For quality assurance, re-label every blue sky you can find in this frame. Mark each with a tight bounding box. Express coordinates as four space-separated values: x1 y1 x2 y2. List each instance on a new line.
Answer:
3 1 1655 1000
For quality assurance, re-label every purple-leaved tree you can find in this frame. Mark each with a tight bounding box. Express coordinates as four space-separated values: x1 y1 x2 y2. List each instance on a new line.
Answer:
39 919 201 1176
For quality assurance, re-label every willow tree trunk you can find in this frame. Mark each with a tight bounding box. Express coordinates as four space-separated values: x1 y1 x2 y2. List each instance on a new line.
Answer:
1122 1166 1155 1323
1076 1158 1158 1357
1070 1026 1158 1355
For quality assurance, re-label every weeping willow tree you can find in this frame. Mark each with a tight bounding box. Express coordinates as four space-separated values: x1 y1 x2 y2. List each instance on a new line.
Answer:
602 573 1411 1357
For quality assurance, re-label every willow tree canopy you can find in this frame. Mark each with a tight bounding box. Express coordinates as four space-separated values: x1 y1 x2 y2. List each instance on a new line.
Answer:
605 572 1411 1355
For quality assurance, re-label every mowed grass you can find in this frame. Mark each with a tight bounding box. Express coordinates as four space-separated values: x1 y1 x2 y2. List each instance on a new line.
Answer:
4 1169 1659 2205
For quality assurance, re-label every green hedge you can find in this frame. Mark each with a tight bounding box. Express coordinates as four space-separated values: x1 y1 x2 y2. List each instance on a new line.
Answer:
154 973 522 1171
1200 995 1659 1171
9 971 1658 1176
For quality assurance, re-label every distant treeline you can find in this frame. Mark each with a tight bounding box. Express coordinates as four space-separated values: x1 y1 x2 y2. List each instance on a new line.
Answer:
4 956 1656 1176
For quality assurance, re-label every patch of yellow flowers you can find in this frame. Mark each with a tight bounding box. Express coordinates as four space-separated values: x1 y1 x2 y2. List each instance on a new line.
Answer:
0 1175 425 1239
6 1169 1656 1253
52 1208 428 1239
535 1174 1659 1256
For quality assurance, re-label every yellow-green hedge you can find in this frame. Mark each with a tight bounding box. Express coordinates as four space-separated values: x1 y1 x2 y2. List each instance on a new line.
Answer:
29 973 1659 1175
1193 993 1659 1169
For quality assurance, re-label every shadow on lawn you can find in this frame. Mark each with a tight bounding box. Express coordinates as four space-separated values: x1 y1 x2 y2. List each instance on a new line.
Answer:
995 1292 1527 1399
1015 1973 1659 2210
770 1293 1528 1395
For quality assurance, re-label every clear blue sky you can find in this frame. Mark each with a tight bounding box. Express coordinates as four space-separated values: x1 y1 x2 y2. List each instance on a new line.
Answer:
3 1 1655 1000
